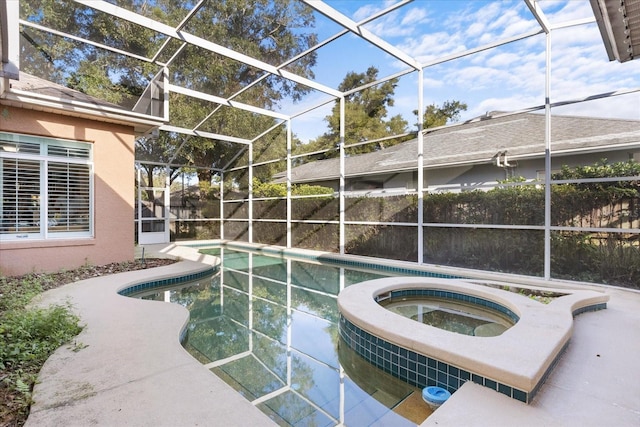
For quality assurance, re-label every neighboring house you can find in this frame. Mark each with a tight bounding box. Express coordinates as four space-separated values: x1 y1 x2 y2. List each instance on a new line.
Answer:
0 72 163 276
274 112 640 193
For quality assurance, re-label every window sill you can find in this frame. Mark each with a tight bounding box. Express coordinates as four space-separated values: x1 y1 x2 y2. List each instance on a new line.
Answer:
0 237 96 250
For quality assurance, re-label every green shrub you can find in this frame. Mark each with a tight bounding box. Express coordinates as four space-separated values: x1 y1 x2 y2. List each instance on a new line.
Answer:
252 178 333 198
291 184 334 196
0 275 83 424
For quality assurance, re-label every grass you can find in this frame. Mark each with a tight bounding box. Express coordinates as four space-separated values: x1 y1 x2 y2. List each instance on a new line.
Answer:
0 274 82 426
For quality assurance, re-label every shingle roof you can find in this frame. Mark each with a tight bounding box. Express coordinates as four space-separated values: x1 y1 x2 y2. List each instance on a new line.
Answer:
2 72 163 134
275 112 640 183
8 72 123 109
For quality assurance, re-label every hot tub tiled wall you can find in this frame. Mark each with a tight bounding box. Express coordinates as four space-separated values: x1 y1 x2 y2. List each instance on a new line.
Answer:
339 316 531 403
339 299 607 404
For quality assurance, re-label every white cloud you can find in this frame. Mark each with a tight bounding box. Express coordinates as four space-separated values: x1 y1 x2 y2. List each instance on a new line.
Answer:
471 94 542 116
485 52 521 68
399 32 467 63
352 2 393 22
401 8 429 27
295 0 640 141
422 77 444 89
552 94 640 120
544 0 594 24
363 5 431 39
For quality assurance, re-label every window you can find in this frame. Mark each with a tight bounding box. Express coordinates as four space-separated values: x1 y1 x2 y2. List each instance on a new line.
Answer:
0 132 93 241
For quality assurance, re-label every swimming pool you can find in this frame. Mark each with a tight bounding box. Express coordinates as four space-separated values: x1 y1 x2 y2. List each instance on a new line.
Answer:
133 248 434 426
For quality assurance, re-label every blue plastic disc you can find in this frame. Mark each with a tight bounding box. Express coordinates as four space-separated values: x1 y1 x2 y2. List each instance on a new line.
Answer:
422 386 451 405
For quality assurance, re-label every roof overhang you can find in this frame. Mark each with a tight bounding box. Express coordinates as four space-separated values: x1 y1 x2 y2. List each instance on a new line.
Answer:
590 0 640 62
279 141 640 185
1 84 165 136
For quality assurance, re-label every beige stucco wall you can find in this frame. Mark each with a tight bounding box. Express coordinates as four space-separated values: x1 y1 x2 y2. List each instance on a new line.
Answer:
0 105 136 276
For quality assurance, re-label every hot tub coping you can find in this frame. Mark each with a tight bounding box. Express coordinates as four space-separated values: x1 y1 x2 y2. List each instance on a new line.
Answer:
338 277 609 402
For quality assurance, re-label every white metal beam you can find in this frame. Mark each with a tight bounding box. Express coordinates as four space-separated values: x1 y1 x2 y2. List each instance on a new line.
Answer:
73 0 341 98
250 121 286 144
222 145 249 171
20 20 159 64
223 0 413 120
1 0 20 79
421 28 544 68
301 0 422 70
525 0 552 34
544 32 552 281
149 0 206 63
168 83 289 120
159 124 251 145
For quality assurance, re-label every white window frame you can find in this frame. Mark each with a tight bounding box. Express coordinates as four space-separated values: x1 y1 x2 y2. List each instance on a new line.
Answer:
0 132 94 241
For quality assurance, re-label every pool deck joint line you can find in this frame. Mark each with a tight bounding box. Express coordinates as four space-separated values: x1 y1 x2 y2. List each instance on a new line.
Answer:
26 241 640 427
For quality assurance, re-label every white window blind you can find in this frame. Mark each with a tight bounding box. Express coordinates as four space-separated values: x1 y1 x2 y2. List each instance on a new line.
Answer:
0 132 93 240
48 162 91 233
0 158 41 235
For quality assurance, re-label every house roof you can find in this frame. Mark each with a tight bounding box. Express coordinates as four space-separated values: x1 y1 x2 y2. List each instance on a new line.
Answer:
274 112 640 184
1 72 164 135
590 0 640 63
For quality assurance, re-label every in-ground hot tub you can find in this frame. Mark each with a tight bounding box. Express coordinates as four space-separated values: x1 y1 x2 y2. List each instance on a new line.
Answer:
377 289 518 337
338 277 608 404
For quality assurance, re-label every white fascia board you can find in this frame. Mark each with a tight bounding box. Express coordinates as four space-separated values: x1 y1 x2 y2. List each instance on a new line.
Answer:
168 84 289 121
73 0 341 98
3 89 164 128
301 0 422 70
160 124 251 145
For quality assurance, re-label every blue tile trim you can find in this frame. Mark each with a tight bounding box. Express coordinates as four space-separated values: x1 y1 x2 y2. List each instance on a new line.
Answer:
195 242 464 279
339 315 530 403
117 266 218 297
529 338 570 400
378 289 520 323
572 303 607 317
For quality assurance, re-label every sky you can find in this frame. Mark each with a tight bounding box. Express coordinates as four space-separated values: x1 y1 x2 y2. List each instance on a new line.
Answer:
280 0 640 144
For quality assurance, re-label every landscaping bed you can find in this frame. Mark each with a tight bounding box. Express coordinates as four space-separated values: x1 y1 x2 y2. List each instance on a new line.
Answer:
0 258 176 427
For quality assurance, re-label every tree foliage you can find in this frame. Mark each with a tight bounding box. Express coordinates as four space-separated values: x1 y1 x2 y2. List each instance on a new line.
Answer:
298 66 409 160
415 100 468 130
552 159 640 193
19 0 318 189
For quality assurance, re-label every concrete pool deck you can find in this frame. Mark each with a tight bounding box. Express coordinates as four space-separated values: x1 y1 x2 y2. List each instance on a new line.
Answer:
26 242 640 426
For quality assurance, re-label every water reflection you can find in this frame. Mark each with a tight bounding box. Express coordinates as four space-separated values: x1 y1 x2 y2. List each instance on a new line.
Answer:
138 249 427 426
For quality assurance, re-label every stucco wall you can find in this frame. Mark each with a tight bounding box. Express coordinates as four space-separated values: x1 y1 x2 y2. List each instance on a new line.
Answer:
0 106 136 276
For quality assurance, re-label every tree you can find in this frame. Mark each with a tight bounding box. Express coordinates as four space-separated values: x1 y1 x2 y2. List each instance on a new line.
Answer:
161 0 318 187
20 0 160 106
415 100 468 130
135 132 193 200
19 0 319 189
299 66 408 160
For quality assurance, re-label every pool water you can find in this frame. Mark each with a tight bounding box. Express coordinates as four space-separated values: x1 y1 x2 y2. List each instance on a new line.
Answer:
380 297 513 337
135 248 433 426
